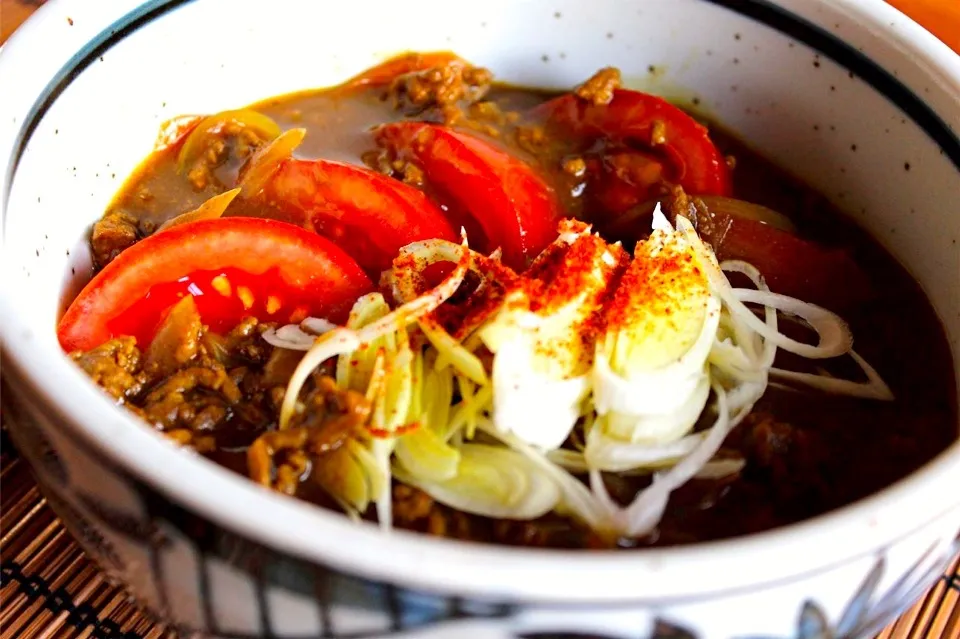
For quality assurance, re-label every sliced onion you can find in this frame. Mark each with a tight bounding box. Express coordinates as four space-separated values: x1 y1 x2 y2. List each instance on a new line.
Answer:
238 127 306 197
698 196 797 234
370 439 394 531
156 187 240 233
313 445 371 519
358 235 471 343
336 293 394 394
279 328 363 429
770 350 894 400
619 382 738 536
583 426 704 473
395 424 461 483
419 319 488 385
387 237 475 303
263 317 338 350
708 337 766 380
694 457 746 479
721 259 778 367
677 215 852 360
396 444 561 520
491 336 589 450
733 288 852 359
301 317 338 334
178 108 282 173
262 325 317 350
446 381 492 441
477 422 614 533
593 308 717 420
546 448 591 473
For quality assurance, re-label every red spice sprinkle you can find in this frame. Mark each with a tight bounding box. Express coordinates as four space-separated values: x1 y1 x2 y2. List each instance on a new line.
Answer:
605 235 706 340
367 421 421 439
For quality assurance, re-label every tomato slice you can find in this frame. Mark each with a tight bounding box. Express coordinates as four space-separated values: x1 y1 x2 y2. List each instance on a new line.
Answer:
376 122 563 270
340 52 467 90
703 213 871 310
536 89 732 219
259 158 458 275
58 217 373 352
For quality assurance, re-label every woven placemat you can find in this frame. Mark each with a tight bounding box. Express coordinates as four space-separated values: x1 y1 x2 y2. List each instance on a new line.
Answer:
0 433 957 639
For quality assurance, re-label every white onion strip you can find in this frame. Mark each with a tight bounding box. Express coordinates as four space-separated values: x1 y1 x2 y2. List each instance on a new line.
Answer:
733 288 852 359
721 259 778 367
477 421 614 534
770 350 894 400
263 317 338 351
574 430 704 473
620 382 755 536
677 216 852 360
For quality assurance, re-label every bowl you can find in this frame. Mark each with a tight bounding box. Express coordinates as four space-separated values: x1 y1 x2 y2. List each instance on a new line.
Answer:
1 1 959 637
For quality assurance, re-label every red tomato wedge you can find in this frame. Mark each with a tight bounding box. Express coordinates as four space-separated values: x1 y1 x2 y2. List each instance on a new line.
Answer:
536 89 732 218
705 214 871 310
341 52 467 90
58 217 373 353
260 158 458 275
376 122 563 270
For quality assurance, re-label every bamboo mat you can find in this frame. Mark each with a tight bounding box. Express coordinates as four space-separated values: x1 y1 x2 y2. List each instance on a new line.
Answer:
0 431 957 639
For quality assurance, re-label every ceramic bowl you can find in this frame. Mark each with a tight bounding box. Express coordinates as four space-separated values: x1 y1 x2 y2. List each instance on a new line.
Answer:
1 1 959 637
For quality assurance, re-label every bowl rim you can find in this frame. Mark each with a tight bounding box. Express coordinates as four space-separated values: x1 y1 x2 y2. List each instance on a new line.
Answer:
1 0 959 603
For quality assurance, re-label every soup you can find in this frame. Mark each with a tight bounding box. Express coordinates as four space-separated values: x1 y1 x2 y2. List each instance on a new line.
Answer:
58 53 957 549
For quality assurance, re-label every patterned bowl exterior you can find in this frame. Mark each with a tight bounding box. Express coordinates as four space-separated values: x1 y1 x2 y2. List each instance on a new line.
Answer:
4 373 960 639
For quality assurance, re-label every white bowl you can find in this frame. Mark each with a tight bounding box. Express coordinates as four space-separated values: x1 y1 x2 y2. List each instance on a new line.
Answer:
1 1 958 637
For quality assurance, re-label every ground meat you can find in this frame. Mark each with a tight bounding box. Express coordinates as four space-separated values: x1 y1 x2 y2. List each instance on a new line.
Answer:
515 124 549 155
361 148 426 187
75 312 282 454
141 364 240 429
247 376 371 495
393 484 435 522
389 61 493 122
185 121 270 191
391 483 609 548
463 101 519 137
247 428 315 494
575 67 622 106
561 156 587 177
70 337 145 402
392 484 477 540
90 209 139 268
286 376 371 443
222 317 273 366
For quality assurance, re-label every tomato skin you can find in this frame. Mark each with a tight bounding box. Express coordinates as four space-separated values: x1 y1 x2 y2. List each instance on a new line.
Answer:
58 217 373 353
376 122 563 270
537 89 732 218
261 158 458 275
341 52 467 90
706 214 871 310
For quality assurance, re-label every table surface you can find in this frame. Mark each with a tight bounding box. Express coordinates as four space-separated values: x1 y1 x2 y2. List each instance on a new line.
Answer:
1 2 958 638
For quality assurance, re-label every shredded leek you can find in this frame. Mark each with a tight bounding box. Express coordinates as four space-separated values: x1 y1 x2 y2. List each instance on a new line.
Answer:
262 203 894 540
